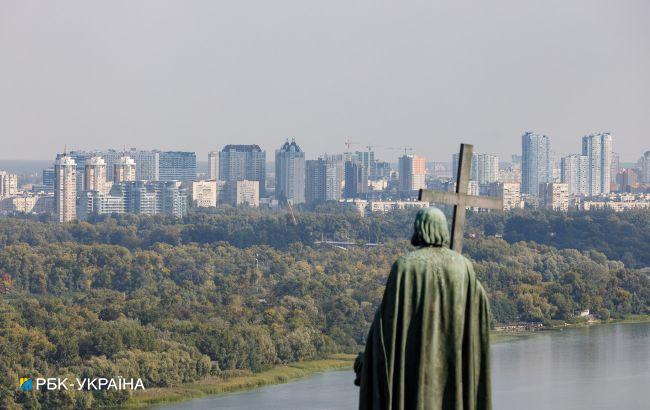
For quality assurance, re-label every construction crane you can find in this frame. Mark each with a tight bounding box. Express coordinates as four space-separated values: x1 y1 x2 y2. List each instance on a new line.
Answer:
287 201 297 225
386 146 414 155
344 138 360 150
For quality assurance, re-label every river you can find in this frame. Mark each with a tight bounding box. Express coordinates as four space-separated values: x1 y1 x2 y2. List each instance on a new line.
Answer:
157 322 649 409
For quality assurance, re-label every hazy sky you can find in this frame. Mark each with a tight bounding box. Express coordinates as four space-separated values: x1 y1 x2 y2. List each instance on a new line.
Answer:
1 0 649 162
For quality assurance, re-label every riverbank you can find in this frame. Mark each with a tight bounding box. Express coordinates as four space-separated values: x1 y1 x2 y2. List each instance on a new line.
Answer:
490 314 650 342
126 315 650 408
124 354 356 408
126 333 534 408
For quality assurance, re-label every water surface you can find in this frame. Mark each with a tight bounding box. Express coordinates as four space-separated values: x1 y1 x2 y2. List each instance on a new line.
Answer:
158 322 650 409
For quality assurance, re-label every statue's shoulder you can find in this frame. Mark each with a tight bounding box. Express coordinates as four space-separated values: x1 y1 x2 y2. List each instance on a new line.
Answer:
398 247 467 265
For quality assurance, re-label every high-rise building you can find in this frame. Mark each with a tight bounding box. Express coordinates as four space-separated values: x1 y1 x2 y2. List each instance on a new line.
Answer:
208 151 219 180
112 180 187 217
114 155 136 183
374 161 392 180
187 180 218 208
356 150 381 179
305 155 343 204
398 154 426 192
54 153 77 222
610 152 620 184
616 169 638 192
582 133 613 195
275 139 305 204
67 151 93 192
0 171 18 198
219 145 266 196
452 153 499 185
344 159 368 198
77 191 125 220
476 154 499 185
641 151 650 183
158 181 188 217
84 156 108 194
452 153 474 181
223 180 259 207
540 182 569 212
130 150 160 181
1 194 54 214
99 149 160 182
521 132 551 196
42 169 55 193
488 182 522 211
159 151 197 181
114 181 157 215
560 154 589 195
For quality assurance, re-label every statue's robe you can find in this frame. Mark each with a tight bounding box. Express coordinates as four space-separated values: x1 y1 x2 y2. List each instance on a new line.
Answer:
359 247 491 410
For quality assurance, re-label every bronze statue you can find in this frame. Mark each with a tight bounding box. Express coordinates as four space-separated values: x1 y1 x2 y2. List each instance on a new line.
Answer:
356 207 492 410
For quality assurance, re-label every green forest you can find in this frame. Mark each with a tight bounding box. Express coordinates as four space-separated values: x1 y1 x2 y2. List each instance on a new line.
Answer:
0 208 648 408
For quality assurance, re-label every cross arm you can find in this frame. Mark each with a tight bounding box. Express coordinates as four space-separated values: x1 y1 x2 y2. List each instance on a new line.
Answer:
419 189 503 211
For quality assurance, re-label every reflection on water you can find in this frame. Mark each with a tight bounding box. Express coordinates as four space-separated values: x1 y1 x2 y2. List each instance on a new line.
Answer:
157 323 650 410
491 323 649 409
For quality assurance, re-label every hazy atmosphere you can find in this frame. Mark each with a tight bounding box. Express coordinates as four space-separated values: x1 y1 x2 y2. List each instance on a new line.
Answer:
1 0 649 161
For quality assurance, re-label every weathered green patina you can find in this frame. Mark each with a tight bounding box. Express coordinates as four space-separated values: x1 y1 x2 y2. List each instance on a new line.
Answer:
357 207 491 410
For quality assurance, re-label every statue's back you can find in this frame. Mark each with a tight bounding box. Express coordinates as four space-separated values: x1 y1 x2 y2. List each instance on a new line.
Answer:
358 209 491 410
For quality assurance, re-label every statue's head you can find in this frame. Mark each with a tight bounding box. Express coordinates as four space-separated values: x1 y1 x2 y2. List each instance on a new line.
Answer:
411 207 450 247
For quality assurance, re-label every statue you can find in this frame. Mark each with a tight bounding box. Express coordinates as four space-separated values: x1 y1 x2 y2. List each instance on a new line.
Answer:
355 207 492 410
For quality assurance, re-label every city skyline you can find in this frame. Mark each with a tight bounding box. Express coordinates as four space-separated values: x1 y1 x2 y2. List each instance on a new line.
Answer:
1 132 647 166
1 1 649 161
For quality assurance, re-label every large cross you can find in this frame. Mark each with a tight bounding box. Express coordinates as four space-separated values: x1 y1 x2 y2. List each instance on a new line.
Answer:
418 143 503 253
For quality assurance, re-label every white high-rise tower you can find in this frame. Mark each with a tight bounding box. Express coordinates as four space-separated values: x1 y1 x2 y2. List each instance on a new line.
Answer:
582 133 613 195
114 155 136 183
55 153 77 222
208 151 219 180
521 132 551 196
85 155 108 194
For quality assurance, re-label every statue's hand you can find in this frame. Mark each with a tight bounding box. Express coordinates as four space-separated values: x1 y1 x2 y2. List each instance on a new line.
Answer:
353 352 364 386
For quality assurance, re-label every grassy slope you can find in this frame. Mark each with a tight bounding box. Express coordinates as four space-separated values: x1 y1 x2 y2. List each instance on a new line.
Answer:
125 315 650 408
125 354 356 408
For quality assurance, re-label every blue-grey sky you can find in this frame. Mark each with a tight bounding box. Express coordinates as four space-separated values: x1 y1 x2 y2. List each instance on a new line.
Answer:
1 0 649 162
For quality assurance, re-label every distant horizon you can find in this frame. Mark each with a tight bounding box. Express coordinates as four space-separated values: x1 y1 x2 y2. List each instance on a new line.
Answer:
0 137 646 165
1 1 649 162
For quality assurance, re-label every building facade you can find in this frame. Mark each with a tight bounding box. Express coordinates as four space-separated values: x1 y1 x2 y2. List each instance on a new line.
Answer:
616 169 638 192
0 171 18 198
488 182 522 211
41 169 55 193
521 132 551 196
452 153 499 185
159 151 197 181
208 151 219 180
112 180 187 217
77 191 125 220
188 180 218 208
582 133 613 195
98 149 160 182
219 145 266 196
305 155 343 204
641 151 650 183
398 154 426 193
540 182 569 212
223 180 259 207
54 153 77 222
113 155 136 183
344 159 368 198
275 139 305 204
84 156 108 194
560 154 589 195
